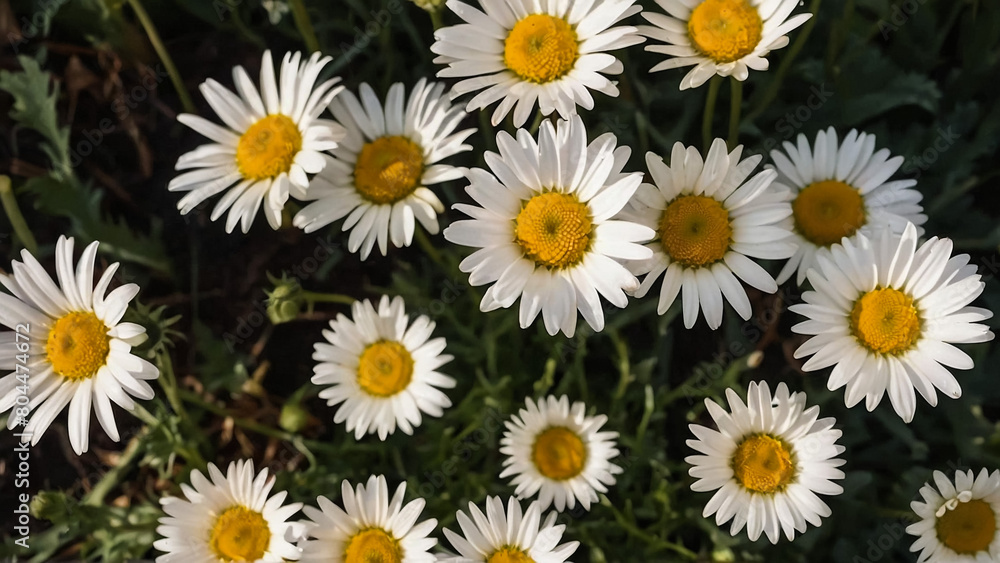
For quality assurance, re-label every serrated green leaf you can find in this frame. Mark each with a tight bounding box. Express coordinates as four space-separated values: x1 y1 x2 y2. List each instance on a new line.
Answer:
0 55 72 180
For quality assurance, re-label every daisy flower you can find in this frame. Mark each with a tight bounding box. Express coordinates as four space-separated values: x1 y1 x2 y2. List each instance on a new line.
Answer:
640 0 812 89
789 223 994 422
444 115 654 337
907 468 1000 563
170 50 346 233
687 380 846 543
441 496 578 562
771 127 927 286
310 295 455 440
620 138 795 329
299 475 438 562
293 79 474 259
500 395 621 512
154 459 302 562
0 236 158 455
430 0 645 126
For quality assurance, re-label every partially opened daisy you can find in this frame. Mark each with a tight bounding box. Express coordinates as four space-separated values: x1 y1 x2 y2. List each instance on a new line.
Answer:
431 0 644 126
640 0 812 89
619 138 795 329
444 115 654 337
311 295 455 440
687 381 846 543
771 127 927 286
154 459 302 562
293 79 474 259
442 496 578 562
299 475 438 562
0 236 158 455
789 223 994 422
170 50 345 233
907 468 1000 563
500 395 621 512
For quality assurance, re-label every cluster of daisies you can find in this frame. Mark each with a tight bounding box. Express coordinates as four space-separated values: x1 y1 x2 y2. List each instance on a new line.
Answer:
1 0 997 560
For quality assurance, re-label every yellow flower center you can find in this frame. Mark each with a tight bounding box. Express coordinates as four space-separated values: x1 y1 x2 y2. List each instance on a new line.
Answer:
344 528 403 563
46 312 111 381
659 195 732 268
731 434 796 494
487 547 535 563
687 0 763 64
792 180 867 247
209 505 271 562
504 14 579 83
850 288 922 355
357 340 414 397
514 192 593 269
236 114 302 180
936 499 997 555
532 426 587 481
354 136 425 205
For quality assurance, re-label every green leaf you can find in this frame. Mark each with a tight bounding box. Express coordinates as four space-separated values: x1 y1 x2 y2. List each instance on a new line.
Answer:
0 55 72 180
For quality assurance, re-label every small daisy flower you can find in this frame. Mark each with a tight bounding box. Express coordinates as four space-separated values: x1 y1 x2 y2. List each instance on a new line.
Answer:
687 381 846 543
771 127 927 286
154 459 303 562
907 468 1000 563
640 0 812 89
442 496 579 562
170 50 346 233
293 79 474 259
620 138 795 329
0 236 158 455
431 0 645 126
790 223 994 422
310 295 455 440
444 115 654 337
500 395 621 512
299 475 438 562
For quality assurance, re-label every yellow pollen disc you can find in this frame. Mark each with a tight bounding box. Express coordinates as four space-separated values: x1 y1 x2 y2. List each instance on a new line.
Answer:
532 426 587 481
46 312 111 381
354 136 425 204
731 434 796 494
793 180 866 247
357 340 414 397
659 195 732 268
687 0 763 64
209 505 271 562
344 528 403 563
487 547 536 563
936 499 997 555
504 14 579 83
850 288 922 355
236 114 302 180
514 192 592 269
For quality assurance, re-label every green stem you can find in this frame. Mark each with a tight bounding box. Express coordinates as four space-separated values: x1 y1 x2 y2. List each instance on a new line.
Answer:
606 502 698 559
81 428 148 506
527 111 544 135
124 0 195 115
414 228 448 270
132 402 206 468
288 0 322 53
0 175 38 254
301 290 356 306
429 8 444 30
701 75 722 154
745 0 822 123
728 77 743 150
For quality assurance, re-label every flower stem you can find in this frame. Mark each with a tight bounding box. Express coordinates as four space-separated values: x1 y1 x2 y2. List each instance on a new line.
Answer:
728 77 743 150
124 0 195 115
414 227 448 270
429 8 444 30
701 75 722 154
0 175 38 254
288 0 321 53
81 428 148 506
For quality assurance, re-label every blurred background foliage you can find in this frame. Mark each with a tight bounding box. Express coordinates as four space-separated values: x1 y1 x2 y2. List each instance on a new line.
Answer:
0 0 998 561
